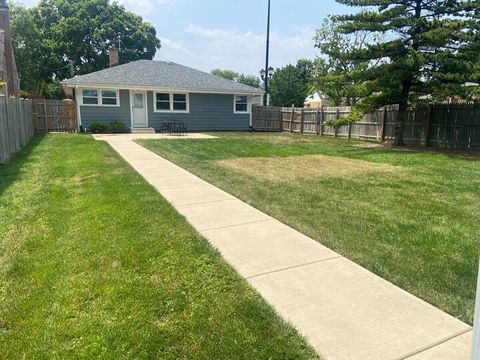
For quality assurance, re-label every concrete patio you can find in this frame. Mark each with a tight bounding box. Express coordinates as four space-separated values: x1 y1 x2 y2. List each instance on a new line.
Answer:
99 134 472 360
93 133 217 141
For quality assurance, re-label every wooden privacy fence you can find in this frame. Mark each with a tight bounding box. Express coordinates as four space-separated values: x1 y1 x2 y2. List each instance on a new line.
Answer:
252 104 480 151
33 99 77 133
251 106 283 131
1 98 78 164
0 98 34 164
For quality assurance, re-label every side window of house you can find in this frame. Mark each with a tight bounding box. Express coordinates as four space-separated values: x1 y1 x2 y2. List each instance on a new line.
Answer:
82 89 98 104
172 93 187 111
101 90 117 105
235 95 248 113
156 93 170 111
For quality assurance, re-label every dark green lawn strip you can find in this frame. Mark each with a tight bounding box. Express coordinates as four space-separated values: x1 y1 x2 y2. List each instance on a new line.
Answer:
139 132 480 325
0 134 318 359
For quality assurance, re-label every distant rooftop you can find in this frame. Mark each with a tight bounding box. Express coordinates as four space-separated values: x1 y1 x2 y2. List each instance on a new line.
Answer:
62 60 264 95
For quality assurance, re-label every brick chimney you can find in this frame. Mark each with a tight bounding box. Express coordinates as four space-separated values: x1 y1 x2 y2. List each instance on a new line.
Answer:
109 47 119 68
0 0 19 95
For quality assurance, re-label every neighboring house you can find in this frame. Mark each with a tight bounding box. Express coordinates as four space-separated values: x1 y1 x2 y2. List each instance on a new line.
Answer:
418 83 480 104
304 91 331 109
61 59 264 132
0 0 20 95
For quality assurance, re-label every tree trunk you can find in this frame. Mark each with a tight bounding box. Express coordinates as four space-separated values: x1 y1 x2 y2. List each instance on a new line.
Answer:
394 78 412 146
394 101 407 146
394 0 421 146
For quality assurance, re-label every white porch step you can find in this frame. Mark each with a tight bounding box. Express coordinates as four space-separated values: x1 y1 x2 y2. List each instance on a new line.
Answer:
130 127 156 134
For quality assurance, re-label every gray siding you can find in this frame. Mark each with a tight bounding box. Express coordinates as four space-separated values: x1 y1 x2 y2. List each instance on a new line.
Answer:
79 90 251 131
79 89 131 130
147 92 250 131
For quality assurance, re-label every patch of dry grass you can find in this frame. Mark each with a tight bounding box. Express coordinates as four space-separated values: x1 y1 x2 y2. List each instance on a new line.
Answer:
218 154 399 182
139 132 479 324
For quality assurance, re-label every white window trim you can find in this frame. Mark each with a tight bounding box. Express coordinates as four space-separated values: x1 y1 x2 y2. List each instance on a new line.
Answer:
234 95 250 114
79 88 120 107
153 91 190 113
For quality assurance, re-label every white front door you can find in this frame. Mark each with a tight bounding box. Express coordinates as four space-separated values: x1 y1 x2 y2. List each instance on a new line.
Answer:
132 92 147 127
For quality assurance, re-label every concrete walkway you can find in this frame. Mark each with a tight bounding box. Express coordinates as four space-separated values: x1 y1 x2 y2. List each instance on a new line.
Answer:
98 134 472 360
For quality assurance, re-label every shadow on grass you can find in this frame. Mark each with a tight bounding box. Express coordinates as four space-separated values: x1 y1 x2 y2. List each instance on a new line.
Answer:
0 134 46 197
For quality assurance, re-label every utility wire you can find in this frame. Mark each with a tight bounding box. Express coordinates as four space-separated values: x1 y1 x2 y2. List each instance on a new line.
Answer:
37 63 71 72
36 60 75 76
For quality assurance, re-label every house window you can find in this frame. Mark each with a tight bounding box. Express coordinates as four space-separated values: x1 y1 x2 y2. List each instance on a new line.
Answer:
173 93 187 111
156 93 171 111
234 95 248 113
81 89 119 106
154 92 189 112
101 90 117 105
82 89 98 105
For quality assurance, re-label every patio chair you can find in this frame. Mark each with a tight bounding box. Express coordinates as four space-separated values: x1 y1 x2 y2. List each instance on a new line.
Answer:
171 120 188 136
160 121 173 134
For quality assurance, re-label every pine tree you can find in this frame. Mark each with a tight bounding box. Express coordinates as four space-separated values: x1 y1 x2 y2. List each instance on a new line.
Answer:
332 0 477 145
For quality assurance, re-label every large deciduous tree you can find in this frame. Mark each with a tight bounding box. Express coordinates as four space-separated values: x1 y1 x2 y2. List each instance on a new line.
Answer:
11 0 161 98
211 69 239 81
211 69 261 88
269 60 314 107
237 74 261 88
331 0 477 145
313 17 377 106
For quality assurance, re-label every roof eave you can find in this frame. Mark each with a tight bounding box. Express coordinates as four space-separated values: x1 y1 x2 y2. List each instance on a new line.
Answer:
62 82 265 96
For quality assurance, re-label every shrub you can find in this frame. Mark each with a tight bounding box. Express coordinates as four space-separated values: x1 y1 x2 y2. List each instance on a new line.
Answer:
88 121 127 134
89 122 109 133
109 121 127 133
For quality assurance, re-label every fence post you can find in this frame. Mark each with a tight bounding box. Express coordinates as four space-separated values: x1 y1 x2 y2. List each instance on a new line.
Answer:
424 105 432 147
380 107 388 143
289 104 294 132
334 108 340 137
43 100 48 132
300 108 305 134
319 107 324 136
2 97 9 162
276 107 282 132
33 102 38 132
315 108 320 135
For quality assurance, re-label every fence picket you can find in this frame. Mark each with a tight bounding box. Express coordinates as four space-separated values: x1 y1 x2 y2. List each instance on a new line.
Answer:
289 105 294 132
251 104 480 151
33 99 77 133
0 98 34 164
0 98 77 164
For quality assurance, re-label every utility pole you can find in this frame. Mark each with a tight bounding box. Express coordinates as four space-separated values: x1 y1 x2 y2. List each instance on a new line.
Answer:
69 60 74 77
263 0 271 106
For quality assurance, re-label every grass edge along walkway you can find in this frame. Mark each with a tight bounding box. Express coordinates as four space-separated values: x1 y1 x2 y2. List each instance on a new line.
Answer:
138 132 479 326
0 134 318 359
102 134 470 360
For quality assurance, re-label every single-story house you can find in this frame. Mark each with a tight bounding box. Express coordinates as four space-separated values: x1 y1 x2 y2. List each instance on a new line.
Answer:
61 60 264 132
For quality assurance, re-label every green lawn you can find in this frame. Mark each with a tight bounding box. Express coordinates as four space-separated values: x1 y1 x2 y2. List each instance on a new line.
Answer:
139 132 480 325
0 134 318 359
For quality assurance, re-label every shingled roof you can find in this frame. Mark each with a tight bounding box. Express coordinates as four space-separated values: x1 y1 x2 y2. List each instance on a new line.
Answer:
62 60 264 95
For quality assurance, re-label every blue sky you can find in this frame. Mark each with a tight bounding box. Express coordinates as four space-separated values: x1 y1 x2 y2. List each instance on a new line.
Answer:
19 0 353 75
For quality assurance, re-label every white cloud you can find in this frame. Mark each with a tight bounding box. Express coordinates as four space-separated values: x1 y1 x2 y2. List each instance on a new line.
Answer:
115 0 178 17
160 37 192 55
155 23 317 75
